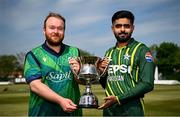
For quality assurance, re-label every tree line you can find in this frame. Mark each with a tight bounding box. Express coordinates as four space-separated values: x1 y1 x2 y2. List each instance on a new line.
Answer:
0 42 179 81
150 42 180 81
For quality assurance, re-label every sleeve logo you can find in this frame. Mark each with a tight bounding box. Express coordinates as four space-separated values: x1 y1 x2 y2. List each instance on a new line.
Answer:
145 52 154 62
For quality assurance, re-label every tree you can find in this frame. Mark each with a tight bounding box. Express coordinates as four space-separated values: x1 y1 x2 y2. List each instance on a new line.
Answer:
79 49 93 56
155 42 180 80
16 52 26 71
0 55 20 78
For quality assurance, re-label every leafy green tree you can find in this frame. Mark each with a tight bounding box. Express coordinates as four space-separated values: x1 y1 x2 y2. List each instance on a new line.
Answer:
0 55 19 78
156 42 180 80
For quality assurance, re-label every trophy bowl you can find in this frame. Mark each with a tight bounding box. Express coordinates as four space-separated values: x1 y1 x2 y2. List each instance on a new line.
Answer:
78 56 100 83
69 56 103 108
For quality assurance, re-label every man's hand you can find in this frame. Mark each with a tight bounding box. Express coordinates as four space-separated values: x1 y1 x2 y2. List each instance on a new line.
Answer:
97 57 109 74
59 97 78 113
69 57 80 74
98 95 118 109
29 79 78 113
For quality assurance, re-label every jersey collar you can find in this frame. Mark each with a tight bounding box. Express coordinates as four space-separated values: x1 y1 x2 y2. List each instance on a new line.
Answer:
42 41 65 57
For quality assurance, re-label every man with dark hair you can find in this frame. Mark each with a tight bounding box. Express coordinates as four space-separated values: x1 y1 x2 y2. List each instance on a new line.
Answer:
24 12 82 116
98 10 155 116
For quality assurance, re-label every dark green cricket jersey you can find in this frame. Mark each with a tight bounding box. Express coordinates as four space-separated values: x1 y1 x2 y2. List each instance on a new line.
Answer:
24 42 82 116
103 38 155 109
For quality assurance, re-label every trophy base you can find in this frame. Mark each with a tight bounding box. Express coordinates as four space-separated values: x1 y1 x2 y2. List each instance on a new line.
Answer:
78 104 99 108
78 92 99 108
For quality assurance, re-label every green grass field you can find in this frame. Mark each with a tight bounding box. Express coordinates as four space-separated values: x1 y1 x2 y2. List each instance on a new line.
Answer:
0 84 180 116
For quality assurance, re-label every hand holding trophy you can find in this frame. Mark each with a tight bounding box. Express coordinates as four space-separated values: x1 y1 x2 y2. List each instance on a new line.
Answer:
69 56 109 108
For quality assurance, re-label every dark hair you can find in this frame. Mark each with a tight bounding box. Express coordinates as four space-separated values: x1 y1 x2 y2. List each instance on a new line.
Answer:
43 12 66 29
111 10 135 24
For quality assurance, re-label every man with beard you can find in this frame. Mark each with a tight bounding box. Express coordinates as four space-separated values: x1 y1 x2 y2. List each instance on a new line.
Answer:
24 12 82 116
98 10 155 116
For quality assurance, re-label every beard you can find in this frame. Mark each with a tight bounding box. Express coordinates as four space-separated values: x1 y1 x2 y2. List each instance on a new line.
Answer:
115 32 132 43
45 33 64 46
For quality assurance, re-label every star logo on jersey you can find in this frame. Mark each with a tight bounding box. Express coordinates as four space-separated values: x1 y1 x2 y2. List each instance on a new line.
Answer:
43 57 47 62
124 54 131 60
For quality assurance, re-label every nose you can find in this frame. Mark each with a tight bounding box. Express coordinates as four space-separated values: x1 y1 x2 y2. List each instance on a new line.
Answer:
120 26 125 32
54 28 59 33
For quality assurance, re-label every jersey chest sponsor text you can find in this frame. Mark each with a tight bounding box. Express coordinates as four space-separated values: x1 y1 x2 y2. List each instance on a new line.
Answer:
108 64 131 74
46 71 71 82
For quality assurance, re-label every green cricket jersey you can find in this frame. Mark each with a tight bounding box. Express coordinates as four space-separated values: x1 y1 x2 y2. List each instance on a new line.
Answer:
101 38 155 116
24 42 82 116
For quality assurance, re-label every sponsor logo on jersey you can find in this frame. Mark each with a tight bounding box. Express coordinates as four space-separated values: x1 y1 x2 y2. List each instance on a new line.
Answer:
46 71 71 82
108 75 124 81
108 64 131 74
145 52 153 62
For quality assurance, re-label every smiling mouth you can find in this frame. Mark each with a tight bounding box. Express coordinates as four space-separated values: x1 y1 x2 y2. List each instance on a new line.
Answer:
52 35 59 38
119 34 126 38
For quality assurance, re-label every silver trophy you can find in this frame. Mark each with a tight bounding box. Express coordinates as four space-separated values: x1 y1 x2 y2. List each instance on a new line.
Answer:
69 56 106 108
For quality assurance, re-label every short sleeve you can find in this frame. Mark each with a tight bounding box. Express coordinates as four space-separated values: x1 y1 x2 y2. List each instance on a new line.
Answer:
23 52 42 83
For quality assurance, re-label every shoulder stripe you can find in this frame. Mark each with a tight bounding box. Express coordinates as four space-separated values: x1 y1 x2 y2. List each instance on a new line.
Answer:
131 43 142 68
130 43 142 86
29 51 41 68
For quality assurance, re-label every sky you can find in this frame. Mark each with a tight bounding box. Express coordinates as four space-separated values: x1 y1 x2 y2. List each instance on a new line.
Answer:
0 0 180 57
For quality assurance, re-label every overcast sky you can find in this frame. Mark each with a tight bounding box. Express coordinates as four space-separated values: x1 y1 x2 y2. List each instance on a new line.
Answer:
0 0 180 57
